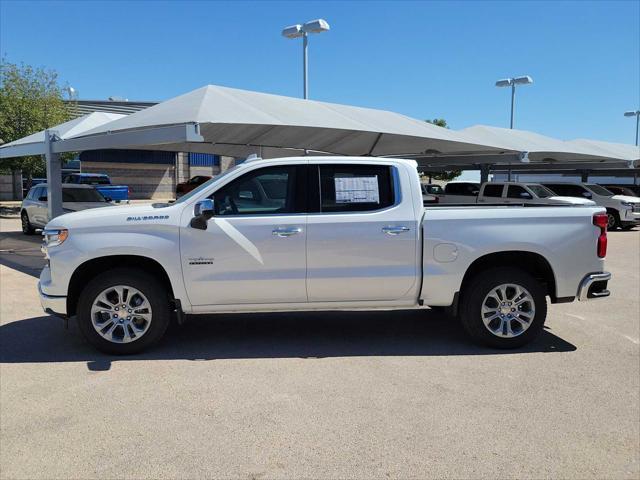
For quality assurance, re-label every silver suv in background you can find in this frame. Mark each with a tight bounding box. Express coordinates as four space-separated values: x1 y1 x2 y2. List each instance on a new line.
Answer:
542 183 640 230
21 184 112 235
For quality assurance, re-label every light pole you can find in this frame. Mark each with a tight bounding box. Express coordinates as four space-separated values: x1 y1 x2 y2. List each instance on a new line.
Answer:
495 76 533 128
624 110 640 146
282 19 330 99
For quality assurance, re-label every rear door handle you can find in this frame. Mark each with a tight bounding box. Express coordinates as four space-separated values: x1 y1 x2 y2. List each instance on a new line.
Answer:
272 227 302 237
382 226 410 235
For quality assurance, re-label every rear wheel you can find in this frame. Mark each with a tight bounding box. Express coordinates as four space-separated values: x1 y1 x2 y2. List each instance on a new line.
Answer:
76 268 171 354
21 211 35 235
460 267 547 349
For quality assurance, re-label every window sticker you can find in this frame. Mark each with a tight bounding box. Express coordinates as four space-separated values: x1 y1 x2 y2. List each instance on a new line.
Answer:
335 175 380 204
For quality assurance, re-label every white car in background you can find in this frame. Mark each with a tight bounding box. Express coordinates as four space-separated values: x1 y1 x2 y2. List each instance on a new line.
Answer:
477 182 596 206
542 182 640 230
21 183 113 234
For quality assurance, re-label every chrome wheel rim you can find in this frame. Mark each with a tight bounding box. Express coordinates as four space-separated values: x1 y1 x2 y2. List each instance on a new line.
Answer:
90 285 152 344
607 214 616 229
21 214 29 231
481 283 535 338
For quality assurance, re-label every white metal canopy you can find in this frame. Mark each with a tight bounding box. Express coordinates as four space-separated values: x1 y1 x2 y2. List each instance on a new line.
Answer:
456 125 635 164
64 85 517 158
0 112 126 159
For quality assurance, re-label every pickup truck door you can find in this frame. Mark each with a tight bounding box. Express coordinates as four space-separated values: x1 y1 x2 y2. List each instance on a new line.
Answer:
180 164 308 306
306 164 419 302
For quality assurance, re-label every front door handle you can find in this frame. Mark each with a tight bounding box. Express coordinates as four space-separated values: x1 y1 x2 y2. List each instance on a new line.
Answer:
272 227 302 237
382 226 410 235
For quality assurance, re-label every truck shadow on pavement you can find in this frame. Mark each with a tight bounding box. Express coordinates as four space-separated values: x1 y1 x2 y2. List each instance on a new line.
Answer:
0 310 576 371
0 230 45 277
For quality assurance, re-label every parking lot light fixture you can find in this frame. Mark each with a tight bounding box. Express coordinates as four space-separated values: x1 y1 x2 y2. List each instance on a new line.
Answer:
495 75 533 129
624 110 640 145
282 18 330 99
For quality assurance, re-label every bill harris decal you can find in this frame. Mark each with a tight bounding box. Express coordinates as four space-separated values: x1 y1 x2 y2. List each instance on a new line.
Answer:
126 215 170 221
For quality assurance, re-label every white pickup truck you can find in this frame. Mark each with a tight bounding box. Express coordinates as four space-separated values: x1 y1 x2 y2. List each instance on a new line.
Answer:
39 157 612 354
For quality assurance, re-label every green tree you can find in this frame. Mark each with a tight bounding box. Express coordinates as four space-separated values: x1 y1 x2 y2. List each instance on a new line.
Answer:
424 118 460 182
0 59 71 177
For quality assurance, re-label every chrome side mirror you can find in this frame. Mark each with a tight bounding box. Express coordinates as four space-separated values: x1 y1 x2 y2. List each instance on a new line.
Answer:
191 199 214 230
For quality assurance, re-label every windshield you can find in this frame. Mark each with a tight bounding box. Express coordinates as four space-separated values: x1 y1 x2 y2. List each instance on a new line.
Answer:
168 165 244 206
62 187 106 202
527 184 554 198
586 184 614 196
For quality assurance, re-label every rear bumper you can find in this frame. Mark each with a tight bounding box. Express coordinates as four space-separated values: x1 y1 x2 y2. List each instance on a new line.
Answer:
38 281 67 317
577 272 611 301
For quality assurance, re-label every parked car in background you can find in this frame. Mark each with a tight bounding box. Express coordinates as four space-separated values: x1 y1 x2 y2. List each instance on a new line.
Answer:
38 157 611 354
21 184 113 234
542 182 640 230
21 178 46 199
440 181 480 203
421 183 445 196
420 184 441 204
177 175 212 196
477 182 595 205
601 185 638 197
63 173 129 202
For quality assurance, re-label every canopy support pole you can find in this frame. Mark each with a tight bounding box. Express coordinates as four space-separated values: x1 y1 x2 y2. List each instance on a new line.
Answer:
580 170 589 182
44 130 64 220
480 164 491 184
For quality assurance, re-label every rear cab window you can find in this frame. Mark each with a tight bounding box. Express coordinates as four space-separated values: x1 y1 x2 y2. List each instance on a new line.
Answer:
314 164 395 213
482 184 504 197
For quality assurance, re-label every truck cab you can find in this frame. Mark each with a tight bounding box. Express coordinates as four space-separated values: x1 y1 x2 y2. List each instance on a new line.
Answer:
477 182 596 205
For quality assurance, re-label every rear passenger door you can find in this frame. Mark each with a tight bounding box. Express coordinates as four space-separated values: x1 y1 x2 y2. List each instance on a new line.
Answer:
305 163 419 302
478 184 504 203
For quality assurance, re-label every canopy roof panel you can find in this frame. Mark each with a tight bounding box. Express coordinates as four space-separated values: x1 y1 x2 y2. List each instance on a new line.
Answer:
0 112 126 158
457 125 629 163
70 85 513 157
566 139 639 162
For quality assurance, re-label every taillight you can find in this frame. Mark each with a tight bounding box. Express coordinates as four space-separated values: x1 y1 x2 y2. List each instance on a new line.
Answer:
593 213 608 258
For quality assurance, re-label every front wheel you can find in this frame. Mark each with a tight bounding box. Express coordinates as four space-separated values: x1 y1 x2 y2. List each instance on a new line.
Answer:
460 267 547 349
76 268 171 354
607 211 621 230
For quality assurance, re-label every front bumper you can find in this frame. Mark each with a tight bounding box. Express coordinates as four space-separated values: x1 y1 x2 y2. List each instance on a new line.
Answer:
577 272 611 301
622 207 640 223
38 281 67 317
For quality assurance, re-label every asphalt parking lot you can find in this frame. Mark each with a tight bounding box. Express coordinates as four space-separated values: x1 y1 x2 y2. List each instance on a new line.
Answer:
1 215 638 479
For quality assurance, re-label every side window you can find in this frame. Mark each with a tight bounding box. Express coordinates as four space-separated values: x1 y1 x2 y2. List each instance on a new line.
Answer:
212 165 304 216
446 183 478 196
318 164 394 213
36 187 47 201
507 185 529 199
483 184 503 197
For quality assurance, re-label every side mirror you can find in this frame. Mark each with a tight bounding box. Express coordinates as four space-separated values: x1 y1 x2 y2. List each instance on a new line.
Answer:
520 192 533 199
38 196 47 202
190 199 214 230
582 192 593 199
104 196 112 202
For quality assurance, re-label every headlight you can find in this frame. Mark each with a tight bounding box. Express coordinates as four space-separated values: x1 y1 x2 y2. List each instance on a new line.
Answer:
42 228 69 248
620 201 636 207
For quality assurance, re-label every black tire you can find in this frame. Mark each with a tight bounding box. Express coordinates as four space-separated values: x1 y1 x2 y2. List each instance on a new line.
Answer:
76 268 171 355
460 267 547 349
21 211 35 235
607 210 621 230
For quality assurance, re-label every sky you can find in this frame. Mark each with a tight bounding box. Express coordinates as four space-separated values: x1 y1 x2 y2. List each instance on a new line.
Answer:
1 0 639 147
